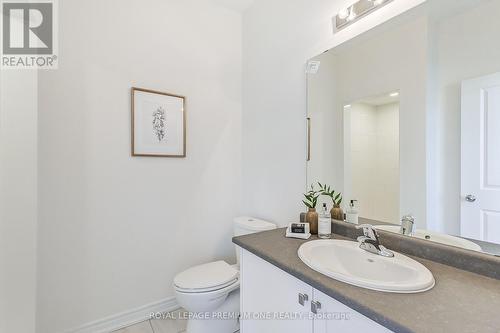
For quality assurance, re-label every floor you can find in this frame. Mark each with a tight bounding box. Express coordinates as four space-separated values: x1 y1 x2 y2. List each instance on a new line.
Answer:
113 309 187 333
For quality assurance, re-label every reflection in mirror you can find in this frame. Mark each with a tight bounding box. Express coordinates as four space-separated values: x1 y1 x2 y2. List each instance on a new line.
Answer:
306 0 500 255
373 225 482 252
344 93 400 224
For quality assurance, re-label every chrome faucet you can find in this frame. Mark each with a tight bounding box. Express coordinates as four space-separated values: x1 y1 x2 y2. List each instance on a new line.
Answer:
400 215 415 236
355 224 394 258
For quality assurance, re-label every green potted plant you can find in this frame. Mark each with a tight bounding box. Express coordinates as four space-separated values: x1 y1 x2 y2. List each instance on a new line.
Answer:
318 183 344 221
303 185 320 235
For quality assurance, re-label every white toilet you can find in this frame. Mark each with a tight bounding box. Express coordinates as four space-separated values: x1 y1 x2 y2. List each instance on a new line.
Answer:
173 216 276 333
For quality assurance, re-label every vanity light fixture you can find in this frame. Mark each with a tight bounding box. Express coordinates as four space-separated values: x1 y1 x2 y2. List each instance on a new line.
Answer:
334 0 394 32
344 104 352 109
390 92 399 97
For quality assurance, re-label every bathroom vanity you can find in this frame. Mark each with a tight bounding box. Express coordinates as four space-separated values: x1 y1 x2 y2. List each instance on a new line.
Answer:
234 228 500 333
240 247 391 333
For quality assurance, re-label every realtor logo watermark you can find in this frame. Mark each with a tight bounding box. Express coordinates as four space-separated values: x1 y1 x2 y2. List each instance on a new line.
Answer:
1 0 58 69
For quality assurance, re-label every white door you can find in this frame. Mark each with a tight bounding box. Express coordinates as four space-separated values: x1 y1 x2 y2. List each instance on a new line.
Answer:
461 73 500 244
312 289 392 333
240 249 313 333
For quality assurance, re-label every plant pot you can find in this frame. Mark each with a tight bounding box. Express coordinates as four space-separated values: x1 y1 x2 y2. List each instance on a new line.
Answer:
330 205 344 221
306 208 319 235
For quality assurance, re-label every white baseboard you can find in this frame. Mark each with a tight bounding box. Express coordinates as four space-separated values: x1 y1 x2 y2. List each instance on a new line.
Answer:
65 297 179 333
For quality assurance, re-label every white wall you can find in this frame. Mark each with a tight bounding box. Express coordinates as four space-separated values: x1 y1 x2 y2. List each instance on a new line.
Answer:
348 103 377 217
0 70 38 333
374 102 400 223
348 102 399 223
348 103 400 222
36 0 242 332
242 0 426 225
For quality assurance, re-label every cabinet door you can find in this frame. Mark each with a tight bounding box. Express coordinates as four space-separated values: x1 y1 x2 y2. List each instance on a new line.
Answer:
312 289 393 333
240 249 313 333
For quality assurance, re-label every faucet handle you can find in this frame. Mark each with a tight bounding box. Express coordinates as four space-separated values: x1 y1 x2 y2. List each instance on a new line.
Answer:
355 224 379 242
402 215 415 223
400 215 415 236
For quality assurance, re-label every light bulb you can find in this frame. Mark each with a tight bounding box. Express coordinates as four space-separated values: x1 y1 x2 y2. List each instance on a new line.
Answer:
338 8 349 20
347 6 357 21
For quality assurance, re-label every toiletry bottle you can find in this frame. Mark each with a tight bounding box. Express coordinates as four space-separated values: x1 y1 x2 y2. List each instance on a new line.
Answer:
346 200 359 225
318 203 332 239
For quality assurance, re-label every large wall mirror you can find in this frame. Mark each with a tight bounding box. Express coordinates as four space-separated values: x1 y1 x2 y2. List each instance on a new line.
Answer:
306 0 500 255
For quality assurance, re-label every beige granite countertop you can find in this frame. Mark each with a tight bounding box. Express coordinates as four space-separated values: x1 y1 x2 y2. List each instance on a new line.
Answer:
233 228 500 333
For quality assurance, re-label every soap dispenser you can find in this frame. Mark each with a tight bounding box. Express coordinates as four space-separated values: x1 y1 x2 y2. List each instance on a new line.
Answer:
346 200 359 225
318 203 332 239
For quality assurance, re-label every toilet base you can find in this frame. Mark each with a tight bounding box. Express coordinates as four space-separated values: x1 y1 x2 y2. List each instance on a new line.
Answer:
186 289 240 333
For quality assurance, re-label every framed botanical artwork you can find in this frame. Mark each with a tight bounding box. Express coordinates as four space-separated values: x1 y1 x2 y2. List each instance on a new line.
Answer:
131 87 186 157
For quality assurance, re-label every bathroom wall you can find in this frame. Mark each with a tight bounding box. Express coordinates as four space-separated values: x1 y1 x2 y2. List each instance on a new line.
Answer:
36 0 242 332
348 102 400 223
242 0 426 225
346 103 377 217
0 71 38 333
374 103 400 223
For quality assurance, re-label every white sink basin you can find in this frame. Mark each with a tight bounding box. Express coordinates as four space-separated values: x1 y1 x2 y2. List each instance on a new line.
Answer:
298 239 435 293
374 225 483 252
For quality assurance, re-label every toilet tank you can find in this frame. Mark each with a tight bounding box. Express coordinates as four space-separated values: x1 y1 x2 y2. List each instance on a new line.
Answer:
233 216 276 266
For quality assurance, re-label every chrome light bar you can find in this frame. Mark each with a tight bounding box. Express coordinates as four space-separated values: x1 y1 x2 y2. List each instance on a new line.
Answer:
334 0 394 32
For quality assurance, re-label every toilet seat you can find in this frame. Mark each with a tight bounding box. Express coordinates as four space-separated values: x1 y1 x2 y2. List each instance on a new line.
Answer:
175 277 239 294
174 261 239 294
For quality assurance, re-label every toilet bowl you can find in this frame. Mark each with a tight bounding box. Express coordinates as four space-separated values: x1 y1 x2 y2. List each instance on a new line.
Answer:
173 217 276 333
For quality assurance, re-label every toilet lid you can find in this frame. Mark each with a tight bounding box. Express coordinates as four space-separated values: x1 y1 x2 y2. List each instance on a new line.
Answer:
174 261 239 292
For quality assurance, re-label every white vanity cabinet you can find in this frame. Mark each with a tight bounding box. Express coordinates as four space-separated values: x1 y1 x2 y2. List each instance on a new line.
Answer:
240 249 393 333
240 248 313 332
312 289 391 333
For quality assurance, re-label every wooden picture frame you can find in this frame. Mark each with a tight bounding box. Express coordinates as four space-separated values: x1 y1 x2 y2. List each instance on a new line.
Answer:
131 87 186 157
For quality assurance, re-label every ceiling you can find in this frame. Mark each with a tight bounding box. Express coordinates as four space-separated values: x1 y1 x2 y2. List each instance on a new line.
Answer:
357 92 400 107
211 0 255 12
